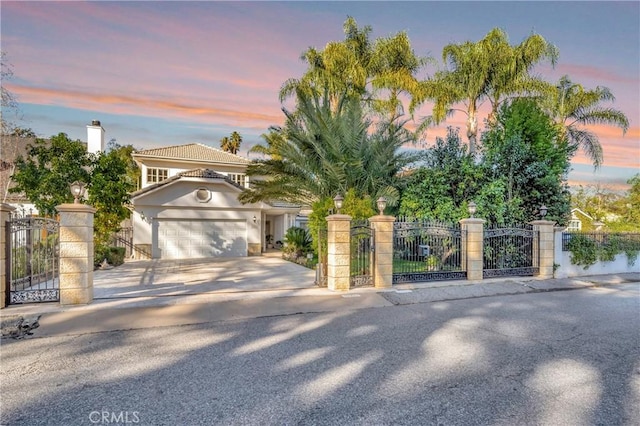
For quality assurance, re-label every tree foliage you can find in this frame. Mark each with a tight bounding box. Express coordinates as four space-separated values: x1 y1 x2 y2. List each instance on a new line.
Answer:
573 176 640 232
219 131 242 154
399 128 483 222
240 90 417 207
481 98 571 224
11 133 138 250
280 17 427 120
539 75 629 168
418 28 558 154
11 133 92 214
1 51 20 134
89 143 138 247
400 100 572 225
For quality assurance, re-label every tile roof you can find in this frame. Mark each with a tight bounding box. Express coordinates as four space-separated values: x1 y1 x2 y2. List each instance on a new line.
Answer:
133 143 251 165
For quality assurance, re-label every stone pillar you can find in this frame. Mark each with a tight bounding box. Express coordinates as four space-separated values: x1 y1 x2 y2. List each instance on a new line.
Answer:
0 204 16 309
326 214 351 291
369 215 395 288
460 218 485 281
530 220 556 279
56 203 96 305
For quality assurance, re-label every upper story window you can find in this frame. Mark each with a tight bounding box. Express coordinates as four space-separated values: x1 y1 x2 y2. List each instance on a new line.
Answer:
568 219 582 232
228 173 247 187
147 168 168 184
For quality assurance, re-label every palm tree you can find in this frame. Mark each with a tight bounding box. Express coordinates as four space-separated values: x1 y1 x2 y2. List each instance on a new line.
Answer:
280 17 427 121
219 136 231 153
419 28 558 154
239 90 417 207
540 75 629 168
229 131 242 155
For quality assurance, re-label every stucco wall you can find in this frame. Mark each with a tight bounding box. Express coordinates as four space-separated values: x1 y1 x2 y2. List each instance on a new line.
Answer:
132 180 262 255
554 230 640 278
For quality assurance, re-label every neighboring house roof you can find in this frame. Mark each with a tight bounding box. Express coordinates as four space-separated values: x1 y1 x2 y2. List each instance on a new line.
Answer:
133 143 251 165
571 208 593 221
131 168 243 199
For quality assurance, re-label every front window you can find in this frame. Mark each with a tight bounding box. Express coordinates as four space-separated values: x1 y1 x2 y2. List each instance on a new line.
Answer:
228 173 246 187
147 168 168 184
568 219 582 232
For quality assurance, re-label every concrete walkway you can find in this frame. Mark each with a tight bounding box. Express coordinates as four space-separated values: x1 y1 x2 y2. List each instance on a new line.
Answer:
1 261 638 338
94 256 316 299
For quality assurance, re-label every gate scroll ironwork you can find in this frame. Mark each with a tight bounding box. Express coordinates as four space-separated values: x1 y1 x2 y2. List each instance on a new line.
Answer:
350 220 374 287
483 224 539 278
6 216 60 304
393 219 466 284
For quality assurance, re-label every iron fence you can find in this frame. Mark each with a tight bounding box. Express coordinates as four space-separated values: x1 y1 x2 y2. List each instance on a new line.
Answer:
561 232 640 251
6 216 60 304
350 219 373 287
483 224 538 278
392 219 466 283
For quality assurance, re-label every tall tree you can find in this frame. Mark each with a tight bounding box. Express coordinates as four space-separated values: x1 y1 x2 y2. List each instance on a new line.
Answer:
11 133 92 215
280 17 427 120
240 90 417 207
229 131 242 154
399 128 485 222
539 75 629 168
481 98 572 224
219 136 231 153
89 144 138 247
419 28 558 154
1 51 19 134
11 133 138 249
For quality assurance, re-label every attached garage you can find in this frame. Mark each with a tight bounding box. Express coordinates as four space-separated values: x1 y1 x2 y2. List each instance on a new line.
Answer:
158 219 247 259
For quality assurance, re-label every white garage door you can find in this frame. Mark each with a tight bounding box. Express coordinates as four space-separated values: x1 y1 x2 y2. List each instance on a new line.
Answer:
158 220 247 259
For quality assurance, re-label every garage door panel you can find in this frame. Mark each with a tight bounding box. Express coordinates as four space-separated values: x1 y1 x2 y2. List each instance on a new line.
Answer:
158 220 247 259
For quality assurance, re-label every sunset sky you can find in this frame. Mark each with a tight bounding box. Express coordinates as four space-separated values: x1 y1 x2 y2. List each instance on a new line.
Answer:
2 1 638 189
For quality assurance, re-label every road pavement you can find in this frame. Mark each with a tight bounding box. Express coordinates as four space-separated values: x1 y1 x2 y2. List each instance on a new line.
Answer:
1 282 638 425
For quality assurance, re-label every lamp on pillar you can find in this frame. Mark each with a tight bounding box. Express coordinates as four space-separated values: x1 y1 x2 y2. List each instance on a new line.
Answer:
376 197 387 216
539 204 548 219
468 201 477 218
69 181 86 204
333 194 344 214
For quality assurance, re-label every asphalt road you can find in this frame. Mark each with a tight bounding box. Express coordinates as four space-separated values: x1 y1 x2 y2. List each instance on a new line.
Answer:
2 283 639 425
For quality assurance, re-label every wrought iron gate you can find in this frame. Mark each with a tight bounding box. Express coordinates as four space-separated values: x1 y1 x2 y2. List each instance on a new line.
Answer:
6 216 60 304
350 220 374 287
393 219 466 283
483 224 539 278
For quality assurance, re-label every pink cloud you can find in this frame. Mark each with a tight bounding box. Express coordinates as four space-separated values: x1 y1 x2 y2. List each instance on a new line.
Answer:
9 84 284 128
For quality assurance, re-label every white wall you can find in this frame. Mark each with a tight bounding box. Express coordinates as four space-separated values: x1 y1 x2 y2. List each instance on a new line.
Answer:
132 180 262 254
554 230 640 278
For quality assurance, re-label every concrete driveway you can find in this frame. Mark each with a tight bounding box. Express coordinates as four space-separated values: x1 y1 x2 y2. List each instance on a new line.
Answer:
93 255 317 300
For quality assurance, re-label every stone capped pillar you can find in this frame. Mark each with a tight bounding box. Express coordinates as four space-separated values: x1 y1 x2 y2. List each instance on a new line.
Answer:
530 220 556 279
369 215 395 288
56 203 96 305
326 214 351 291
1 204 16 309
460 218 485 281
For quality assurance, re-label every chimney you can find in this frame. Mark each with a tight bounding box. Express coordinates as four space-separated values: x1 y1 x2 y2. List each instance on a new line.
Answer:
87 119 105 154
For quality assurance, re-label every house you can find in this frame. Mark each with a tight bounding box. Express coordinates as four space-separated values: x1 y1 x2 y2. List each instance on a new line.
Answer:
130 142 301 259
568 208 603 232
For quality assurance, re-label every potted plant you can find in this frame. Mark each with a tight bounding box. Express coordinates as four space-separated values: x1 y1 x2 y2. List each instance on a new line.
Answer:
266 234 274 249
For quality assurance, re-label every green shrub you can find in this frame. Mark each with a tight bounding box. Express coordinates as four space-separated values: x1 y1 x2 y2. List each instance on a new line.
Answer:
94 246 126 268
284 227 313 257
567 234 597 268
